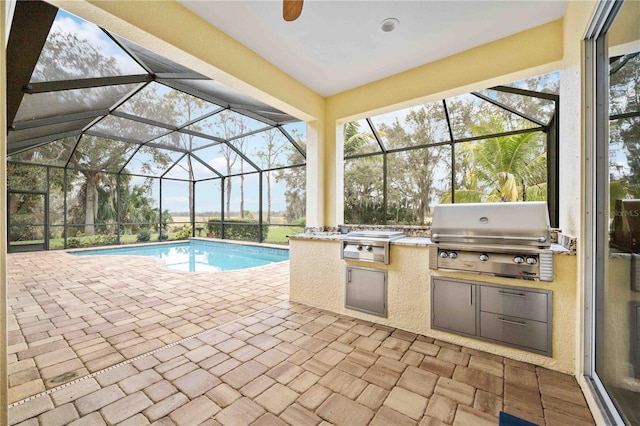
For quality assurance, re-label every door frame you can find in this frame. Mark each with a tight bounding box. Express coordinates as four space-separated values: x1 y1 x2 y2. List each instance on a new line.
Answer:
7 189 49 252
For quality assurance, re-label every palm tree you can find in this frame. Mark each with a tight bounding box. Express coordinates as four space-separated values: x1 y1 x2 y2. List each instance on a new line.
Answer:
344 121 376 156
455 118 547 202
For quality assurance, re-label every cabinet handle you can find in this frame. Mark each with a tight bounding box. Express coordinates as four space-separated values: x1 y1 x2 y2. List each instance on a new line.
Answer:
498 290 527 298
497 317 527 327
469 286 473 306
347 270 351 283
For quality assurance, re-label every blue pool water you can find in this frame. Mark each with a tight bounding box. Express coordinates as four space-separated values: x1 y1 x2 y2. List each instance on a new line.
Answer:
70 240 289 272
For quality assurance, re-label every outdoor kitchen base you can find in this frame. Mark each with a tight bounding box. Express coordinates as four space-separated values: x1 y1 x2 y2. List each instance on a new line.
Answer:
289 235 577 374
432 277 553 356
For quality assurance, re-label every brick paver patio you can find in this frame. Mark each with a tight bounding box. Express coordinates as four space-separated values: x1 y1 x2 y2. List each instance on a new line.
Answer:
7 248 595 425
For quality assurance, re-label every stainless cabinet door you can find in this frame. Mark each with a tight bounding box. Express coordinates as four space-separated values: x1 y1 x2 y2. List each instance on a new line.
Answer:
345 267 386 317
432 278 476 336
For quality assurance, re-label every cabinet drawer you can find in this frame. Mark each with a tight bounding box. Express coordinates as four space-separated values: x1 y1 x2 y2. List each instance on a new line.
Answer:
480 312 549 354
480 286 548 322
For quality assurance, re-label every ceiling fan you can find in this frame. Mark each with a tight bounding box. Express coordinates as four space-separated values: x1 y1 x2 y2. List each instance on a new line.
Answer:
283 0 303 21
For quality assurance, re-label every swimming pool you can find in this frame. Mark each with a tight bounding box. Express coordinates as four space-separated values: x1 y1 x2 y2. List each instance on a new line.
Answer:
70 240 289 272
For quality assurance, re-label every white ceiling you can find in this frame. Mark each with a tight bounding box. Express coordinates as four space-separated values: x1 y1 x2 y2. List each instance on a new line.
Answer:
180 0 567 97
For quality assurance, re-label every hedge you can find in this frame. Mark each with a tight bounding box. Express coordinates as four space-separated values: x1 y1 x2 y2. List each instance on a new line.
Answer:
207 219 269 242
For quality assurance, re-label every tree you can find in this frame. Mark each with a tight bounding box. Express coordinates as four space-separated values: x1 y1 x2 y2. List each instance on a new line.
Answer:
33 25 174 235
215 112 249 216
344 121 378 155
256 129 288 223
454 117 547 202
162 90 215 220
344 156 384 224
343 121 385 223
609 53 640 203
275 137 306 223
378 104 448 223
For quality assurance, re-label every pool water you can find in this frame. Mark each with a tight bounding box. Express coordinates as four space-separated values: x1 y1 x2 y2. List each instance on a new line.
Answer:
70 240 289 272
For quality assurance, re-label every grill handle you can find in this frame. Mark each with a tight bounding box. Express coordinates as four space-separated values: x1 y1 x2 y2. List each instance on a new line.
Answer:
431 233 547 243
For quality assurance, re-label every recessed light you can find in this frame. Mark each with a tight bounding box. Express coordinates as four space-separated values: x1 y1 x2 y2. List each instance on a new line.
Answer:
380 18 399 33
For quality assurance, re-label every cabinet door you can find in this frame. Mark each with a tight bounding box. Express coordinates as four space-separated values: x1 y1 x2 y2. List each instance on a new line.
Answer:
345 267 386 317
432 278 476 336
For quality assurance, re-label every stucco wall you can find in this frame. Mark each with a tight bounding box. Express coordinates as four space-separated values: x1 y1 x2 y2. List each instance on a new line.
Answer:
290 239 577 374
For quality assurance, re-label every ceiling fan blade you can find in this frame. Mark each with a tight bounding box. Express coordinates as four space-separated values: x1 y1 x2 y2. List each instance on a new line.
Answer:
283 0 303 21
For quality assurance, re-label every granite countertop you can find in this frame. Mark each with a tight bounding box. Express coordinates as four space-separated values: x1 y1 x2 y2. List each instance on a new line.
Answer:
288 233 573 254
288 232 344 241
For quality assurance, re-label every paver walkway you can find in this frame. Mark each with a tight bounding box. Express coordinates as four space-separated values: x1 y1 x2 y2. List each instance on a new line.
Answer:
7 248 595 425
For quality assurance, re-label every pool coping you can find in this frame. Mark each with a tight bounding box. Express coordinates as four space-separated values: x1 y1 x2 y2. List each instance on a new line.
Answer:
64 237 290 254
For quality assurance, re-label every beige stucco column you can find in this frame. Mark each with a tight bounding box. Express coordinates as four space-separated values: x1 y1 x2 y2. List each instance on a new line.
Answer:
317 115 344 229
304 121 324 228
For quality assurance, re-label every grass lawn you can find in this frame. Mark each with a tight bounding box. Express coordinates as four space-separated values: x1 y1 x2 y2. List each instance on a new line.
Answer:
263 226 304 244
11 225 304 249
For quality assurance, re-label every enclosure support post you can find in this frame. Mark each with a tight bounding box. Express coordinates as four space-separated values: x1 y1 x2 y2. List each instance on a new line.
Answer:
547 105 560 228
259 172 263 243
116 173 121 245
45 167 50 250
159 179 163 241
221 177 225 240
191 181 196 237
63 168 68 249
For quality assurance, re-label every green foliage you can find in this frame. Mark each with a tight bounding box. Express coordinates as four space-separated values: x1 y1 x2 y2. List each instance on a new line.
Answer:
456 118 547 202
207 218 269 242
67 237 82 248
174 226 193 240
159 233 169 241
66 234 117 248
137 229 151 242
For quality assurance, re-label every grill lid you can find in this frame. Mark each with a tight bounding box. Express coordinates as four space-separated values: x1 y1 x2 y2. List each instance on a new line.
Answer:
430 202 550 248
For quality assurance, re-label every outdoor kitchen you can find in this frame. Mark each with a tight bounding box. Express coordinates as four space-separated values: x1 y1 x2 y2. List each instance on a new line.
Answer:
289 202 578 375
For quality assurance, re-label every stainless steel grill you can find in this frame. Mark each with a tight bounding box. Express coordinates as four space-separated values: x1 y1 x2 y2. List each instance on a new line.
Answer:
429 202 553 281
341 230 406 264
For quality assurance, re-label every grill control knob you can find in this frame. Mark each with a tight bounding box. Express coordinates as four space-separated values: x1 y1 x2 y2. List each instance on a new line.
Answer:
356 245 363 251
526 256 538 265
479 253 489 261
439 251 449 258
513 256 525 264
448 252 458 259
366 245 373 252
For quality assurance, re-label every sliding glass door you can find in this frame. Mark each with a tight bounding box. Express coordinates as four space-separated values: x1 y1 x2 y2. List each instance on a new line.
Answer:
586 1 640 424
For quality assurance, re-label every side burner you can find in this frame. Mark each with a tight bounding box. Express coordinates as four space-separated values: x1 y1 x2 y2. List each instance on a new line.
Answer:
341 230 406 264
